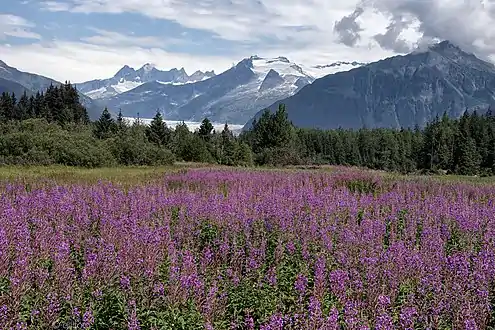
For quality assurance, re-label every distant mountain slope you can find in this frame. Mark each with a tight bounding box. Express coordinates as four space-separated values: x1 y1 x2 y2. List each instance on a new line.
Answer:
104 56 361 124
244 41 495 130
0 77 32 96
77 64 215 99
0 60 101 119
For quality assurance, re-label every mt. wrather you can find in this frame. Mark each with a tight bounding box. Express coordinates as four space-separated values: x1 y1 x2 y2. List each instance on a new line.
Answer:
100 56 362 124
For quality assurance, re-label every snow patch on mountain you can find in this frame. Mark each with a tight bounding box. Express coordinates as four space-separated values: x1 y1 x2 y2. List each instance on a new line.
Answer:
113 80 143 94
303 61 366 78
250 56 311 79
248 56 364 82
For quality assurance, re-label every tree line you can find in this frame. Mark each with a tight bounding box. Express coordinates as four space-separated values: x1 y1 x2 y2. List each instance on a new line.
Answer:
0 82 89 125
242 105 495 175
1 83 494 175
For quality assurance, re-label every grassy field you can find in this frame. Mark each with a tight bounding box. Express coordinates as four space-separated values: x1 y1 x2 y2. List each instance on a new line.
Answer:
0 163 216 185
0 163 494 186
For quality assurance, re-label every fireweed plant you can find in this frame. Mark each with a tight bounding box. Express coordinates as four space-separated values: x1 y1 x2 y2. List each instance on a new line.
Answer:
0 168 494 329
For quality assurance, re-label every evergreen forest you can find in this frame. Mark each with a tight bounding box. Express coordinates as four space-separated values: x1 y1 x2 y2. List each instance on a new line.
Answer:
1 83 495 175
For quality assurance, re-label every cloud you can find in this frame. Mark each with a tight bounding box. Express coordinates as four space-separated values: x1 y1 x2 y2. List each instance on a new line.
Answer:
6 0 495 84
0 14 41 40
6 0 398 82
0 40 234 82
373 15 414 53
35 0 406 60
40 1 71 11
81 28 174 48
40 0 362 43
336 0 495 58
333 7 365 47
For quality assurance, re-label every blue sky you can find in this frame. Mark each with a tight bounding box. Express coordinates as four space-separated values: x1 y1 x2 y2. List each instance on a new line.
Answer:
0 0 494 82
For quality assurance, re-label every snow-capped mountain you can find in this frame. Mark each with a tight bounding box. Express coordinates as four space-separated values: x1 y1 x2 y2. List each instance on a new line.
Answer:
77 64 215 99
244 41 495 131
102 55 359 124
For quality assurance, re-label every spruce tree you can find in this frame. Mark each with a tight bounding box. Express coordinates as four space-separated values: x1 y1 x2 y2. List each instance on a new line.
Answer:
93 107 116 139
198 118 214 141
250 104 295 155
3 92 17 121
0 92 14 121
456 136 481 175
16 91 29 120
220 123 236 165
117 108 124 128
146 110 171 146
27 95 35 119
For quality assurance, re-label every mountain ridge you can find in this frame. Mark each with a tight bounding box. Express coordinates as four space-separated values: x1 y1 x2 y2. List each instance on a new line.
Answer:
244 40 495 130
77 64 216 99
101 55 362 124
0 77 32 96
0 60 101 119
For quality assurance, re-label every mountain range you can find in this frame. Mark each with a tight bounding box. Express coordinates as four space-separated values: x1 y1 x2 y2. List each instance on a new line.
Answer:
0 60 101 119
82 56 361 124
1 40 494 130
245 41 495 130
77 64 216 99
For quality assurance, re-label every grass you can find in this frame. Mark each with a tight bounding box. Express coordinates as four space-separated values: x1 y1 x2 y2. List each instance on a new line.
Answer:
0 163 203 185
0 163 494 186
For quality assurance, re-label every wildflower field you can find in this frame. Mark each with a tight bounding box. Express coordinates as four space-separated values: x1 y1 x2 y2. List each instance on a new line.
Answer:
0 167 495 329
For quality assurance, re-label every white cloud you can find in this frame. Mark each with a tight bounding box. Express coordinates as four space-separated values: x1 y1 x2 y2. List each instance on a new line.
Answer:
336 0 495 59
40 0 364 43
39 0 495 59
81 28 176 48
36 0 400 63
40 1 71 12
0 40 234 82
0 14 41 40
4 0 495 83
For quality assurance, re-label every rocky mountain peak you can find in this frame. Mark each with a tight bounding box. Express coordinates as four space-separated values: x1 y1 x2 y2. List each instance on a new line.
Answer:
141 63 156 72
114 65 135 78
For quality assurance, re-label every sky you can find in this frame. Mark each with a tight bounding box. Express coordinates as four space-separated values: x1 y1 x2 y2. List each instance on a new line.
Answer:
1 0 495 83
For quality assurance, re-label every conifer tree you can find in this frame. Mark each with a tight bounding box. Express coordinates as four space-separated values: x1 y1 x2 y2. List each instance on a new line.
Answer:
146 110 171 146
220 123 236 165
236 141 253 166
0 92 15 121
16 91 29 120
456 136 481 175
198 118 214 141
93 107 116 139
116 108 124 128
27 95 35 119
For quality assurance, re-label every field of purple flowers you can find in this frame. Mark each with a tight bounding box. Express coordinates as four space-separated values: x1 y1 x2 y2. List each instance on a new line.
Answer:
0 168 494 329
